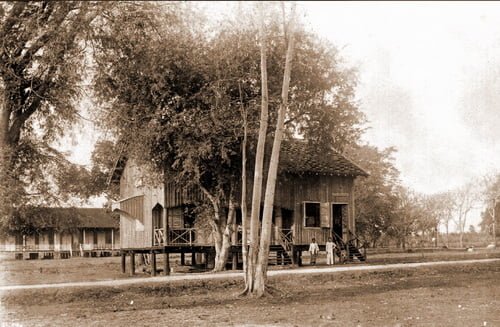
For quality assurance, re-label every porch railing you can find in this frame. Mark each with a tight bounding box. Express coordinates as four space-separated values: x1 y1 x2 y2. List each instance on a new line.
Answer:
80 243 116 251
277 228 293 252
1 244 67 251
154 228 165 246
0 243 116 252
168 228 196 245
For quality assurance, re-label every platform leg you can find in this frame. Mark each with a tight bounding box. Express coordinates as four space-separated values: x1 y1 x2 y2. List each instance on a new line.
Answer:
121 252 126 273
232 251 238 270
129 252 135 276
151 252 157 276
180 252 185 266
164 252 170 276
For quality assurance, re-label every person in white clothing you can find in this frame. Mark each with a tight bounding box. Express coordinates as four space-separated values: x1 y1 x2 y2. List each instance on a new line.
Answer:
309 238 319 265
325 237 336 265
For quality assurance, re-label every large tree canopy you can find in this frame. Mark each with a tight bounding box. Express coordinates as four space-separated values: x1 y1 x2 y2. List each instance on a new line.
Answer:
0 1 158 233
91 5 365 271
93 8 365 188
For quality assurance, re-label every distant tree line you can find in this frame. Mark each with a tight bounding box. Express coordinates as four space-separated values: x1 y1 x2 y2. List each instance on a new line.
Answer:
352 146 499 248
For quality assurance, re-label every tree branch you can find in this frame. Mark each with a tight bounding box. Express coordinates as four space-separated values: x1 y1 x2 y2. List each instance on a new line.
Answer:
16 4 76 67
0 2 27 40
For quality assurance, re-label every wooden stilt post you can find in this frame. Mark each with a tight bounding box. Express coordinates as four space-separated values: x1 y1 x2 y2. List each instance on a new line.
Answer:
191 252 196 266
180 252 185 266
129 252 135 276
121 252 126 274
230 209 237 271
151 252 157 276
164 252 170 276
298 250 302 266
232 248 237 270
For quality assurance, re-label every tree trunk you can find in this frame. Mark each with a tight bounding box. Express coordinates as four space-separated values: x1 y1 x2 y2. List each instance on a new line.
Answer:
458 215 464 248
213 198 236 272
239 82 249 282
253 2 296 297
244 2 270 294
445 220 449 247
200 186 235 272
0 96 15 221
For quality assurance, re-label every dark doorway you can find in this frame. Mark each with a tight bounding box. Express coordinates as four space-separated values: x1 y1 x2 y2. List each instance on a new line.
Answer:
152 203 163 229
152 203 164 245
332 204 346 239
93 230 98 244
48 230 54 246
182 205 196 228
281 208 294 230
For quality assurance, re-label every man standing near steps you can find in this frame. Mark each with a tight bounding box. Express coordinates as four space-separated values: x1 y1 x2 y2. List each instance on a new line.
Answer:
309 238 320 265
325 237 336 265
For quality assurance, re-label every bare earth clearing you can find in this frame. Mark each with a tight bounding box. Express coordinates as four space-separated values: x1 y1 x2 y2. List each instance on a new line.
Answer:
1 250 499 326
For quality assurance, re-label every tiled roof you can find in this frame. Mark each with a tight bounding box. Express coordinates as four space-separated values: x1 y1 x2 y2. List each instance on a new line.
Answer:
279 140 368 177
110 140 368 183
70 208 119 228
36 208 119 228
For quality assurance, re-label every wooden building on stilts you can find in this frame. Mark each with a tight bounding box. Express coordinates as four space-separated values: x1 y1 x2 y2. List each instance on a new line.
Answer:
0 208 120 259
110 140 368 276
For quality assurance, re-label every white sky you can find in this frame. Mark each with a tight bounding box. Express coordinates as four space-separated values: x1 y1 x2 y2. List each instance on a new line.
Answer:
299 1 500 195
64 1 500 227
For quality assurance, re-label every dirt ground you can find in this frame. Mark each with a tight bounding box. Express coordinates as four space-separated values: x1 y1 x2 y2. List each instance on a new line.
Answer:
1 248 499 286
0 250 499 326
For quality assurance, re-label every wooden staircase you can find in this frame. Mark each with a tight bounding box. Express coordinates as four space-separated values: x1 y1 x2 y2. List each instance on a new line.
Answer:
347 241 366 261
268 245 292 265
332 231 366 262
272 228 293 265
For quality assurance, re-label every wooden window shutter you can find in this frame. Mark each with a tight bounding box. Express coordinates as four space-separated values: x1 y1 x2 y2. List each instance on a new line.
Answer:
320 202 330 228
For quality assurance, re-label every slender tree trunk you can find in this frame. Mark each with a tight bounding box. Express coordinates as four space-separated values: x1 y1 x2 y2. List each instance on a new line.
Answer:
0 96 15 221
239 82 249 282
458 213 464 248
445 219 449 247
254 2 296 297
0 92 11 174
244 2 270 294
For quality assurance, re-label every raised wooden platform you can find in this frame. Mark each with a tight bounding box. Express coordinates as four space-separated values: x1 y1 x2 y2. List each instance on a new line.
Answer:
119 243 317 277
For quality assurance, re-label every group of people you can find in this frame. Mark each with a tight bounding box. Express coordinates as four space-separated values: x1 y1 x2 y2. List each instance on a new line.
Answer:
308 237 343 265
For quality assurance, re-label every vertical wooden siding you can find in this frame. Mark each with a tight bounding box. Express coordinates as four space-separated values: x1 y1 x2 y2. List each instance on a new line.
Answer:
287 173 354 245
165 182 205 208
121 196 144 223
119 161 165 249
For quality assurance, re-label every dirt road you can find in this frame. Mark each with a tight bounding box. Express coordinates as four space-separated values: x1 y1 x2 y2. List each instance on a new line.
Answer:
2 258 499 327
1 258 498 291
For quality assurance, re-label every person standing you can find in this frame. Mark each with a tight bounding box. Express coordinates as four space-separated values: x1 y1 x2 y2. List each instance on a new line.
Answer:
309 238 320 265
325 237 336 265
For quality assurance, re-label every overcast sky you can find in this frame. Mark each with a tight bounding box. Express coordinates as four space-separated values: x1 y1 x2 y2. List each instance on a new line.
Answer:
298 1 500 196
63 1 500 226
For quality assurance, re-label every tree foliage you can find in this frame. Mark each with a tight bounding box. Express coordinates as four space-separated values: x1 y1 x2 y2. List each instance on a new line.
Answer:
91 3 365 271
479 173 500 238
349 145 399 246
0 2 155 233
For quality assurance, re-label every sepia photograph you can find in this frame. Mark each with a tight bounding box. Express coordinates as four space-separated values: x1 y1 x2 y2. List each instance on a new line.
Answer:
0 1 499 326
